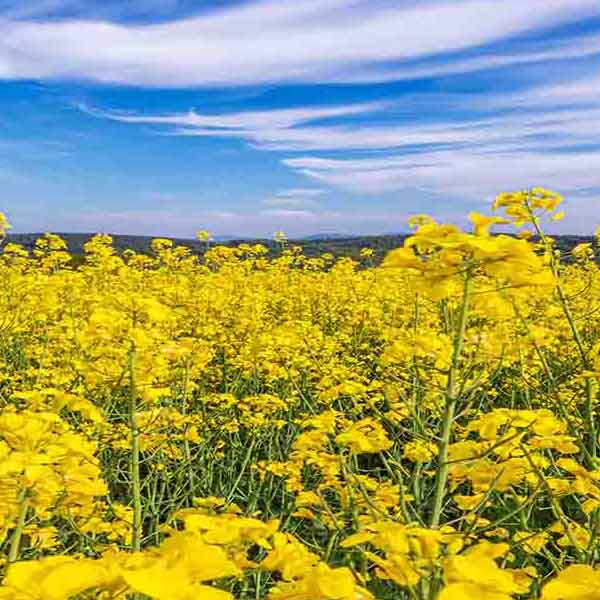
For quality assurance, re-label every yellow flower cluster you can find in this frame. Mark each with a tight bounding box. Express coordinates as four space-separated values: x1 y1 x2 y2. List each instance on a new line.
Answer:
0 189 598 599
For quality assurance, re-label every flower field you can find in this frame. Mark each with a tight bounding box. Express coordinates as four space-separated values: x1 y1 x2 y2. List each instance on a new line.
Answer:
1 189 600 599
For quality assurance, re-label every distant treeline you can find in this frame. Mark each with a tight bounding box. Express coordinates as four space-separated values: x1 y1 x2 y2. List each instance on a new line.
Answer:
6 232 596 266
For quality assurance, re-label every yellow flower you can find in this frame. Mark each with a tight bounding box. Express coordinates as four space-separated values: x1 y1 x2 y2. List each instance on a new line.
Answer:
468 212 509 236
439 542 530 600
402 439 437 463
542 565 600 600
454 493 486 511
336 418 392 454
0 212 11 238
196 230 212 243
1 556 116 600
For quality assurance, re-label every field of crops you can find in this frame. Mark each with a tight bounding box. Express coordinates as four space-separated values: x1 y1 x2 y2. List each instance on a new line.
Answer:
1 188 599 599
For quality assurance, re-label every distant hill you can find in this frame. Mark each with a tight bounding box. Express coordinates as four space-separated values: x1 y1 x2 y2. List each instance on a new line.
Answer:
5 231 411 264
5 231 595 265
300 233 350 241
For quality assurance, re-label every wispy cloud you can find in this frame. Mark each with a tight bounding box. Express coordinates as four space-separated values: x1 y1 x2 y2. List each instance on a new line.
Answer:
68 207 240 236
59 205 417 238
274 188 325 199
84 62 600 222
263 188 325 210
283 148 600 206
483 72 600 110
0 0 597 86
259 208 317 219
90 79 600 152
83 100 390 131
334 31 600 84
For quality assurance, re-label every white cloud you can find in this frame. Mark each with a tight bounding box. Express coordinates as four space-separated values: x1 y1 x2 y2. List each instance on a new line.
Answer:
88 66 600 226
69 203 419 237
75 207 238 229
263 198 316 209
262 187 325 209
278 148 600 233
0 0 597 85
483 72 600 110
86 100 390 130
259 208 317 219
275 188 325 198
336 32 600 83
267 69 600 201
95 97 600 152
284 149 600 201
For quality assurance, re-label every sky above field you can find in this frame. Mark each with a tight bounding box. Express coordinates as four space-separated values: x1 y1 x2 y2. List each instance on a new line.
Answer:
0 0 599 238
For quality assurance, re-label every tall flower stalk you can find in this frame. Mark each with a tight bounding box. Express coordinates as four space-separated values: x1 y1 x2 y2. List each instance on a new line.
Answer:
430 266 472 528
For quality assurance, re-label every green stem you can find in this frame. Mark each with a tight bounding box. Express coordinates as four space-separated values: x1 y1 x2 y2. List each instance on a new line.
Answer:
430 267 472 528
7 488 30 567
181 362 196 499
520 443 585 561
225 437 257 505
129 345 142 552
527 196 597 461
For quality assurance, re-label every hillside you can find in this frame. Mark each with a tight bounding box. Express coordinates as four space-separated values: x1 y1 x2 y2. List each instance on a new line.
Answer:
6 231 595 264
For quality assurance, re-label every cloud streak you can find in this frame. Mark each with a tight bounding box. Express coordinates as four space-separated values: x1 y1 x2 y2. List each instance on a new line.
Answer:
91 69 600 152
84 101 390 130
262 188 325 209
284 149 600 197
0 0 598 86
86 63 600 218
56 205 419 238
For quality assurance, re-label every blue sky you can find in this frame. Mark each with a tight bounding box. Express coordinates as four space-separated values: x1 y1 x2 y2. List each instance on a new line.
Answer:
0 0 599 238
